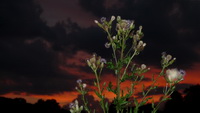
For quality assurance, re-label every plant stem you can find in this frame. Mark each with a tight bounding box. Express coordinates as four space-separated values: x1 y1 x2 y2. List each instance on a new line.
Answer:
152 83 174 113
94 71 106 113
121 50 137 81
82 94 91 113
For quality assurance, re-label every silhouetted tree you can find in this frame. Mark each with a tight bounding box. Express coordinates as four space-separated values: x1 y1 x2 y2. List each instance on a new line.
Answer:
183 84 200 113
0 97 70 113
163 91 184 113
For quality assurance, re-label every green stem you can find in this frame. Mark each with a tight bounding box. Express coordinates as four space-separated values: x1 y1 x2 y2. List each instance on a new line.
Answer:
82 94 91 113
134 67 166 112
94 71 101 94
152 83 174 113
120 37 125 60
94 71 106 113
107 32 118 65
121 50 137 81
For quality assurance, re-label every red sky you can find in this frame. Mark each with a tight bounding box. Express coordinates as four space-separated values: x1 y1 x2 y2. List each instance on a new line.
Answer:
1 50 200 107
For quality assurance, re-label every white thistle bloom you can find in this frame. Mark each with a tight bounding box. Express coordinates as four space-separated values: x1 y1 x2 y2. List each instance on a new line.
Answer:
165 68 186 83
141 64 146 69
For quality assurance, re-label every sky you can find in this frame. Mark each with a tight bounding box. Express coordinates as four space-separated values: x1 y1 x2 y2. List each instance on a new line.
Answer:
0 0 200 108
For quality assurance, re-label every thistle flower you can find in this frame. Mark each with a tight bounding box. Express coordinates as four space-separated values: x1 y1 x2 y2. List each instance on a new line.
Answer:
136 40 146 51
105 42 111 48
165 68 186 83
69 100 83 113
116 19 134 31
100 17 106 23
86 54 106 71
141 64 147 70
76 79 82 84
100 58 107 64
117 16 121 21
110 15 115 22
161 52 176 67
69 102 75 109
94 20 99 24
82 83 87 88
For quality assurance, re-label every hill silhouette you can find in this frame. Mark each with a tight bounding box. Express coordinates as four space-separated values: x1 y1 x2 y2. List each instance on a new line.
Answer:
0 84 199 113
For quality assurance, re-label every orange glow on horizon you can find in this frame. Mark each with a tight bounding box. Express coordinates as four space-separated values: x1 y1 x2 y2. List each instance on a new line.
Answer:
1 63 200 107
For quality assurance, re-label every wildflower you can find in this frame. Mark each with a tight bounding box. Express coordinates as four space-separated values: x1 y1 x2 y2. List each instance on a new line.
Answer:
166 55 172 62
86 54 106 71
100 58 107 64
69 100 83 113
100 58 107 68
82 83 87 88
69 102 75 109
94 20 99 24
161 52 176 67
141 64 147 70
179 69 186 78
110 15 115 22
77 79 82 84
136 41 146 51
116 19 134 31
117 16 121 21
165 68 186 83
112 36 117 41
100 17 106 23
105 42 111 48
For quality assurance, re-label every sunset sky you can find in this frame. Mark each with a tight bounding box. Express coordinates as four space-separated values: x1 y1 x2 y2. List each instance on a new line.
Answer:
0 0 200 108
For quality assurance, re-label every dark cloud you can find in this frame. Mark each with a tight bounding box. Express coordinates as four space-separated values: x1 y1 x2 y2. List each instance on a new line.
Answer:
0 0 52 38
78 0 106 17
77 0 200 68
0 0 82 95
0 38 78 95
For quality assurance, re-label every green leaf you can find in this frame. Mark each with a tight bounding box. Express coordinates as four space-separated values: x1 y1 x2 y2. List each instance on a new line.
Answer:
94 81 97 87
105 101 109 112
152 99 155 109
103 82 106 86
134 98 138 106
106 61 115 70
129 107 132 113
107 82 116 94
94 90 102 99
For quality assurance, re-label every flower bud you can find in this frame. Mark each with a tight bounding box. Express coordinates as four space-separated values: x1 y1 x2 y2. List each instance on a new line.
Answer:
166 55 172 62
86 59 91 67
141 64 146 69
94 20 99 24
111 16 115 21
117 16 121 21
100 17 106 23
105 42 111 48
76 79 82 84
82 83 87 88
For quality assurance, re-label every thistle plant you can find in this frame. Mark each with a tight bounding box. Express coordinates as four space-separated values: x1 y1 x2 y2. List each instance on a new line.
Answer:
70 16 185 113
